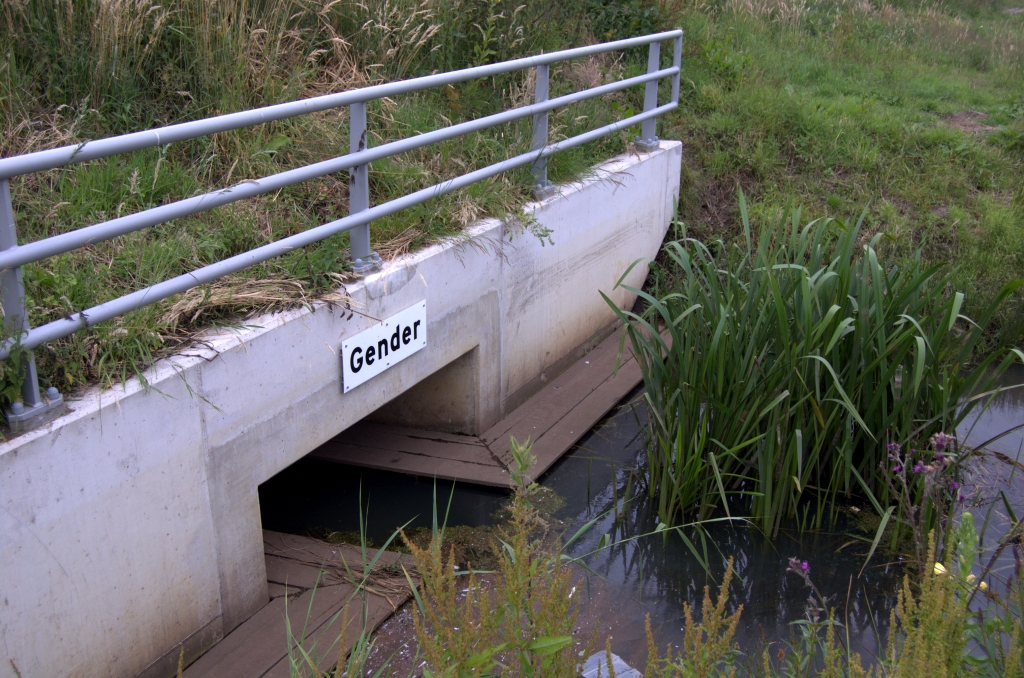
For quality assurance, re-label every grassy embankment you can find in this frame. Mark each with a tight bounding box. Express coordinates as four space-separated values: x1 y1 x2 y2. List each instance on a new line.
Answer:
662 0 1024 340
0 0 660 402
1 0 1022 409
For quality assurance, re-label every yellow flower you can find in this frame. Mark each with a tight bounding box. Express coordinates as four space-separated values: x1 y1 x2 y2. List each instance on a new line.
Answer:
967 574 977 584
979 581 989 592
933 562 948 576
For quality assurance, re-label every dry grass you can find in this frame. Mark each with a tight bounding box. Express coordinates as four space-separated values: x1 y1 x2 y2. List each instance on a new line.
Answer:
163 278 315 331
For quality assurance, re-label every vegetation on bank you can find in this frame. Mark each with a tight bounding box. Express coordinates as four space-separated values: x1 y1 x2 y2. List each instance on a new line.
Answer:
664 0 1024 344
610 201 1022 535
0 0 657 401
1 0 1021 409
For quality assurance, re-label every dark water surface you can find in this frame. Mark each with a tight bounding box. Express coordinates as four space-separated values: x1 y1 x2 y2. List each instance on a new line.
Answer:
259 365 1024 668
957 365 1024 609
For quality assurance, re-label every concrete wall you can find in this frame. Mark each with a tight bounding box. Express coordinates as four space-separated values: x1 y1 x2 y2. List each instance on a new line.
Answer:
0 141 681 678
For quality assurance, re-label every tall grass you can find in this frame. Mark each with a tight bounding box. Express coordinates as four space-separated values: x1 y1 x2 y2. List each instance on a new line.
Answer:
0 0 659 404
608 195 1023 534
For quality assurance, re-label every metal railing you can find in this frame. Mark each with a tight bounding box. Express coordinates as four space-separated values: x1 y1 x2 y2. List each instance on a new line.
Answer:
0 29 683 429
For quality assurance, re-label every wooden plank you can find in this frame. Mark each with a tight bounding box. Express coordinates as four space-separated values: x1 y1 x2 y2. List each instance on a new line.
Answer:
526 357 643 480
182 598 288 675
268 582 291 600
262 592 401 678
482 331 635 461
481 333 624 446
183 581 357 677
265 531 356 565
314 422 497 466
351 423 489 446
265 554 333 590
186 535 415 678
265 532 410 572
311 441 510 487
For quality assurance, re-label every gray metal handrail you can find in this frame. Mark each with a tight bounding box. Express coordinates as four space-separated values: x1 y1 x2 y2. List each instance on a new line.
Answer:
0 29 683 429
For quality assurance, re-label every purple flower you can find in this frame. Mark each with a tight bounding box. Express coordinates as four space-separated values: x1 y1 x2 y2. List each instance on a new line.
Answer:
913 463 925 473
893 464 902 473
935 453 946 462
950 481 960 491
959 493 967 503
787 557 811 576
888 442 902 454
931 432 955 452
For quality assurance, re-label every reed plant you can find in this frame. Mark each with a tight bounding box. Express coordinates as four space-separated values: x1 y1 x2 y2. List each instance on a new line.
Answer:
607 194 1023 534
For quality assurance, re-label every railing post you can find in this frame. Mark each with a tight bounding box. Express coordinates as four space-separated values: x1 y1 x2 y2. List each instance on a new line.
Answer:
672 32 682 105
635 41 661 153
0 179 64 430
348 101 381 275
531 63 555 199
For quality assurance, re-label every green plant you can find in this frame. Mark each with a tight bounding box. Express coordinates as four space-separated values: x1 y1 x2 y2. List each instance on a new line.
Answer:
881 433 968 575
588 0 663 43
607 196 1023 534
644 557 743 677
882 535 970 677
701 27 751 86
402 436 591 677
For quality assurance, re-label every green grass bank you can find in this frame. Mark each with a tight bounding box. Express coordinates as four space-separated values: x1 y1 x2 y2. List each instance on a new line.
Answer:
1 0 1022 411
660 0 1024 340
0 0 663 402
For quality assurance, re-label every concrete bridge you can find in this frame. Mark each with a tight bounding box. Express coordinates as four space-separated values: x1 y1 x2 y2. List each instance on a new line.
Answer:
0 142 681 677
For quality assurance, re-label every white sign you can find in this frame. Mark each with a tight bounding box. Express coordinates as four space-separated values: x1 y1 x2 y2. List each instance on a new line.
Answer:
342 301 426 392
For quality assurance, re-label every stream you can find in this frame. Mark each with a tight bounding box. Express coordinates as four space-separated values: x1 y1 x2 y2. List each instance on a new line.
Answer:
259 365 1024 670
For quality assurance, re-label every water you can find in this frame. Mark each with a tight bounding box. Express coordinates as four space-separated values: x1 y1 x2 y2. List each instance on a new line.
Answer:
531 389 900 665
957 365 1024 604
259 365 1024 668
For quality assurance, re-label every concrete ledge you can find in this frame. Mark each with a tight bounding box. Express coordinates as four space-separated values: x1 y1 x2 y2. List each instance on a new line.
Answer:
0 141 681 678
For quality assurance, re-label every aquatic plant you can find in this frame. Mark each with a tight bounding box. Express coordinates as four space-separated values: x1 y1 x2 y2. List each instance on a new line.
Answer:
880 432 969 574
607 194 1023 534
401 436 592 677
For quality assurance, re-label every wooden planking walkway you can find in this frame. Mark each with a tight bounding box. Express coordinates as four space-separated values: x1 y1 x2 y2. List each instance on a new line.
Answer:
183 532 415 678
312 424 511 487
312 329 643 487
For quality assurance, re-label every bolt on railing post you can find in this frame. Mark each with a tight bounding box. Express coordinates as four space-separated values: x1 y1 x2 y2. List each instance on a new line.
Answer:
0 179 64 430
531 63 555 199
672 32 682 105
348 102 381 275
635 41 661 152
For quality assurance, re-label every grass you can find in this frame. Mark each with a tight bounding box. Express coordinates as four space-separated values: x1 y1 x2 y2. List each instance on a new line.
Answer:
0 0 661 403
660 0 1024 344
2 0 1022 414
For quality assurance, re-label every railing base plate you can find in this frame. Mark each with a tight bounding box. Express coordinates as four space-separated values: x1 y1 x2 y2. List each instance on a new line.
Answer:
350 252 383 276
532 181 556 200
634 136 661 153
6 391 65 432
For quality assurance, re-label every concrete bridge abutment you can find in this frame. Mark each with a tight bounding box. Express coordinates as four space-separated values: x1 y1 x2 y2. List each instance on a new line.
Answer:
0 141 681 678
